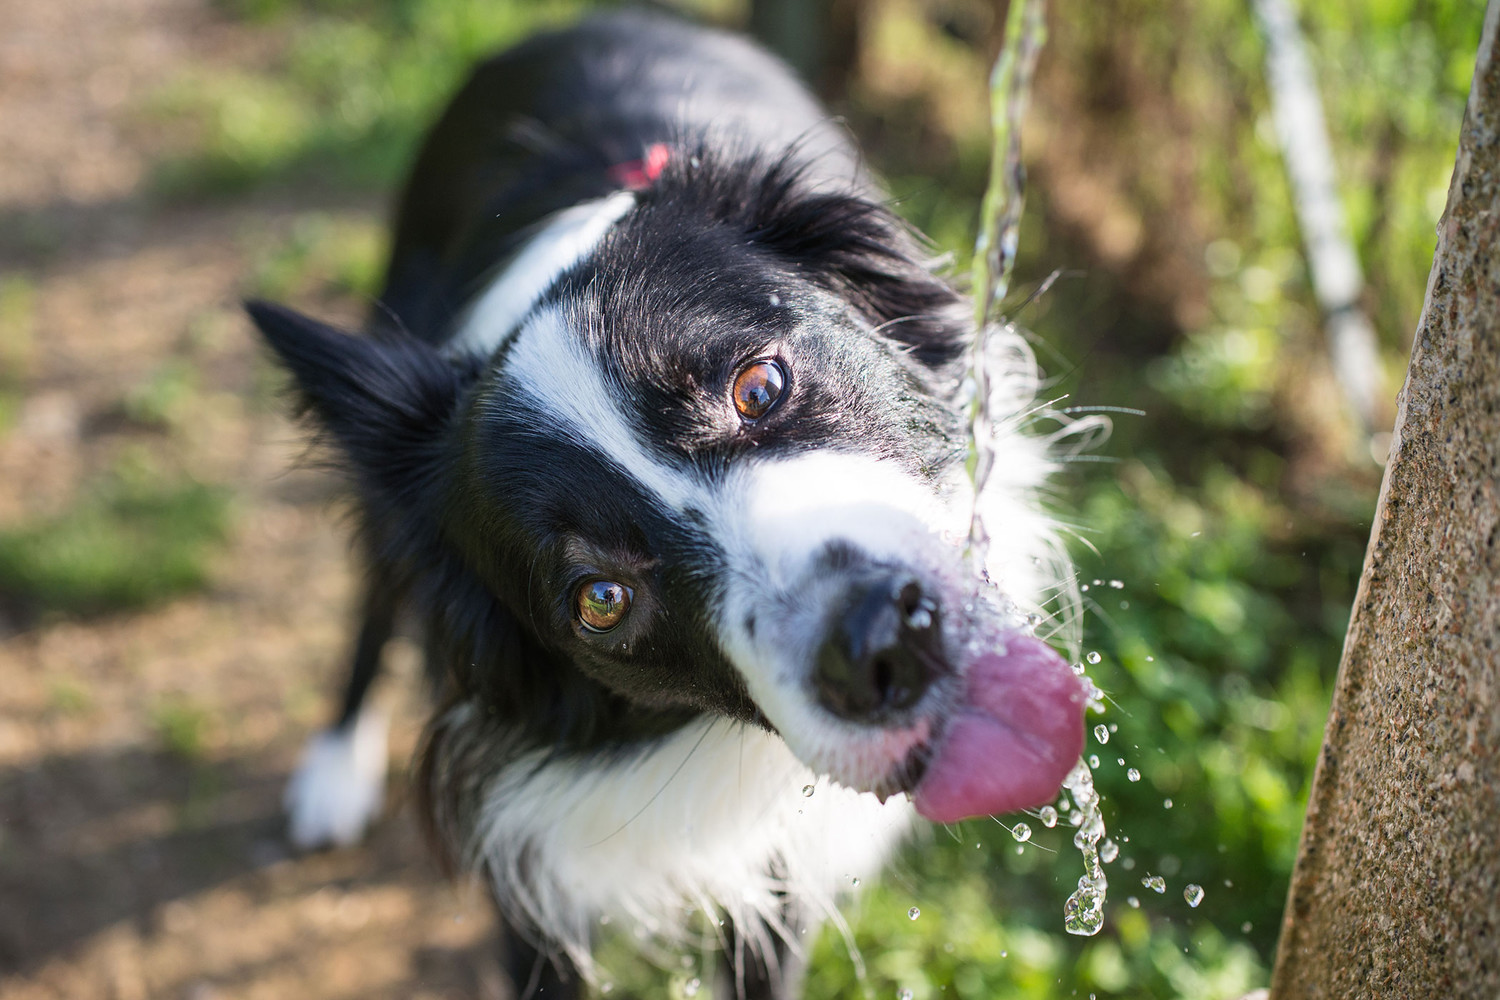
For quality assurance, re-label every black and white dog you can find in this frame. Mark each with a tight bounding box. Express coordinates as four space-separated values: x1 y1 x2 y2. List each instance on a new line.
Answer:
250 11 1086 998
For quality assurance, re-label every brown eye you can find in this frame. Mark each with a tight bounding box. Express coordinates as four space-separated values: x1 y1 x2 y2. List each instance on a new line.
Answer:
576 580 632 632
732 359 786 420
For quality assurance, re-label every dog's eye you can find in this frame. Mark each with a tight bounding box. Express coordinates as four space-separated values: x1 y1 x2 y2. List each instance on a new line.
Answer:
576 580 632 632
732 359 786 420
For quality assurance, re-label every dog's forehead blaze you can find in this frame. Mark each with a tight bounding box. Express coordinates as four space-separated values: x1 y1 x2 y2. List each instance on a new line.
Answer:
499 304 708 513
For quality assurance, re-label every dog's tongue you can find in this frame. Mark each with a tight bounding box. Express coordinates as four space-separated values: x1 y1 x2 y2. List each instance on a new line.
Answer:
913 635 1087 824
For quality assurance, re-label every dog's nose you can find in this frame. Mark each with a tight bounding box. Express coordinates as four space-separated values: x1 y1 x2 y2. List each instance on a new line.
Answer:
814 577 940 721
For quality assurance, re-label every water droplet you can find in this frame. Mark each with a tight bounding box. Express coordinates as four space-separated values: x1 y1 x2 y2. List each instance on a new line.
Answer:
851 876 860 886
684 977 701 996
1126 896 1140 908
1012 822 1031 843
1094 724 1109 744
1117 757 1125 766
1062 759 1109 936
1122 857 1136 871
1241 921 1253 933
908 907 920 920
802 784 814 797
1099 839 1119 863
1086 651 1102 664
1080 583 1090 592
1163 798 1173 809
769 293 781 307
1071 661 1087 676
1127 768 1141 782
1000 950 1008 957
1143 875 1166 894
1109 723 1118 732
1109 580 1124 589
1184 884 1204 907
1024 612 1043 632
897 987 913 999
1038 805 1058 828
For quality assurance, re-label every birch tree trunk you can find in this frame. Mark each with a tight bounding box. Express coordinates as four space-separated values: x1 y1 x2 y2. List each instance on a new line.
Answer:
1269 3 1500 994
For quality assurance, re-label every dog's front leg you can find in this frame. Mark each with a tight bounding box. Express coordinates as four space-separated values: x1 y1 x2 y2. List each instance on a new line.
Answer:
714 909 811 1000
498 922 581 1000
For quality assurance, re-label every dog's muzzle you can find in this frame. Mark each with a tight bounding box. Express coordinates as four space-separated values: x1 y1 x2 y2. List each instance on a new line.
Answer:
813 576 944 723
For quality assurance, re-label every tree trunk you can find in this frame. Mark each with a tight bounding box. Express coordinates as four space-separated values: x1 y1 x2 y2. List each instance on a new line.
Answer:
1269 3 1500 996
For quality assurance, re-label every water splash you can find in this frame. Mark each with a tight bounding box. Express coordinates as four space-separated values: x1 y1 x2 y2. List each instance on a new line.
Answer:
1142 875 1167 894
1062 759 1108 936
966 0 1114 939
1184 884 1205 907
963 0 1047 566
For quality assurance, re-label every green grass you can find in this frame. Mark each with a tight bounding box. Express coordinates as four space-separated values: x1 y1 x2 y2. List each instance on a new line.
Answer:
152 696 214 760
0 275 37 432
149 0 593 198
0 466 232 615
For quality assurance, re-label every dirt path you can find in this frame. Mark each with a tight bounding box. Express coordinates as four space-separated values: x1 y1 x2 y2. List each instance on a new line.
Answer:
0 1 504 997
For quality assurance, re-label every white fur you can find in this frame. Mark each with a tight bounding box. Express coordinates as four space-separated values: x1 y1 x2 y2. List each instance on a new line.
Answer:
468 711 914 976
502 303 703 510
285 708 389 849
448 191 638 358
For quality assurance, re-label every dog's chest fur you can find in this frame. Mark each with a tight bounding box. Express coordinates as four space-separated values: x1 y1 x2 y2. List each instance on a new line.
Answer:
445 711 913 971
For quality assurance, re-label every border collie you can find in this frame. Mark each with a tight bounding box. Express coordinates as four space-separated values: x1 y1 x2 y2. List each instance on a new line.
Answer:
249 11 1086 998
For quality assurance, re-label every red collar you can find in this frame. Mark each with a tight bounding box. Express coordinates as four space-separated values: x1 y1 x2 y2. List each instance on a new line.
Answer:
607 143 671 191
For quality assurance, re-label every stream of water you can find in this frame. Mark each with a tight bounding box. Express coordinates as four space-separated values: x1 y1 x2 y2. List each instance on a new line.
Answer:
966 0 1109 937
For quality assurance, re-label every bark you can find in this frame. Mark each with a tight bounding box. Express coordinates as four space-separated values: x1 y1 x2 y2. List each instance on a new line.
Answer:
1268 3 1500 996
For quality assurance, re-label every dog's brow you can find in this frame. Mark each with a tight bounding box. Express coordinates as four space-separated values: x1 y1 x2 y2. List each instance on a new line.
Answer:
505 305 707 513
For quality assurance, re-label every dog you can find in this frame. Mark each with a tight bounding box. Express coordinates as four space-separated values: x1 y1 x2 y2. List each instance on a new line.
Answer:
248 10 1087 998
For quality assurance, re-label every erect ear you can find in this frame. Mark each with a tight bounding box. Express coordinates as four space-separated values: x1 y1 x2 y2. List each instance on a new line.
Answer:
246 300 478 499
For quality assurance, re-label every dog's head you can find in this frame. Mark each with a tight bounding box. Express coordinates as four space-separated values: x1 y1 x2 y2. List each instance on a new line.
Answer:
251 154 1084 824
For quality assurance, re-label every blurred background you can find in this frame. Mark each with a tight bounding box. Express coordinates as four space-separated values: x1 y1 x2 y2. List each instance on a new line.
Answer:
0 0 1482 997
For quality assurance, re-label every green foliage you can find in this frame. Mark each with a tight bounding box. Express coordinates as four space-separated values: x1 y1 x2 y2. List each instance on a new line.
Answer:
151 0 590 196
0 461 232 614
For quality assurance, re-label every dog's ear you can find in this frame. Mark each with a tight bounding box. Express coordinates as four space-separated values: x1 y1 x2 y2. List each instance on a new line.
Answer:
747 182 969 373
246 300 477 499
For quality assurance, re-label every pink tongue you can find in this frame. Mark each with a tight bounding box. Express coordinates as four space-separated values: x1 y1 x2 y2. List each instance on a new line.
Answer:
913 635 1087 824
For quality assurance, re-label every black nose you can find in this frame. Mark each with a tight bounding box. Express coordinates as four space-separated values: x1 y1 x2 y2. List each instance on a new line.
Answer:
814 577 941 722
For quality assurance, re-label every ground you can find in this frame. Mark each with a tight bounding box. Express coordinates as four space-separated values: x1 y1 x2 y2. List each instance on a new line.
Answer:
0 0 509 996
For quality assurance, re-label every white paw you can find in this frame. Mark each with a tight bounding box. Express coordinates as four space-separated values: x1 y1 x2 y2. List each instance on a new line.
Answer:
284 709 389 850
